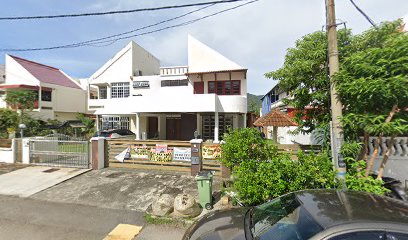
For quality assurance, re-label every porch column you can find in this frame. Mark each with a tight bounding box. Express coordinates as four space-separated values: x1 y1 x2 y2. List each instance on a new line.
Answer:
196 113 201 136
242 113 247 128
135 113 141 140
214 112 219 143
233 114 238 130
96 115 100 131
38 86 42 109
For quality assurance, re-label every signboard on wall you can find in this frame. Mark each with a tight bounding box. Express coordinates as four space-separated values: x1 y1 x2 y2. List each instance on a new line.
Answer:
155 144 168 153
133 81 150 88
173 147 191 161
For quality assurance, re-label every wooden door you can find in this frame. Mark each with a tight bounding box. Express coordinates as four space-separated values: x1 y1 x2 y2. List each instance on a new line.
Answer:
147 117 158 139
166 118 181 140
194 82 204 94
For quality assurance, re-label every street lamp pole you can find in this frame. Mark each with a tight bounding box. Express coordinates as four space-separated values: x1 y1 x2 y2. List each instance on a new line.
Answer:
326 0 346 180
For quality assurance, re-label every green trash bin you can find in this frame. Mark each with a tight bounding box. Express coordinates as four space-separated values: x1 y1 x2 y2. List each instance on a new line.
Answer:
195 171 213 210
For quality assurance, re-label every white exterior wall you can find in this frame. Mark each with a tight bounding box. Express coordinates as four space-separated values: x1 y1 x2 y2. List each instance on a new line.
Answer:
266 126 315 145
131 42 160 76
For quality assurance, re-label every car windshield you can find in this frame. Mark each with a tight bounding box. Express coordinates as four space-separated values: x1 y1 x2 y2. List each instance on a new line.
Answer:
251 193 323 240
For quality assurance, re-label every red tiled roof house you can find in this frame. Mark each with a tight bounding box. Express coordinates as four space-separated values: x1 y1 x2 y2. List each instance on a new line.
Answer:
0 55 87 121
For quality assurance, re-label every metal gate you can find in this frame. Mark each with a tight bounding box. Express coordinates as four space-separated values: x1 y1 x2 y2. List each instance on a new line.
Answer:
29 134 89 168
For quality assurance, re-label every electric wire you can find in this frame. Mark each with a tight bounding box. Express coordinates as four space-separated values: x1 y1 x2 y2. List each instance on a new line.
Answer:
0 0 248 21
349 0 376 27
0 0 258 52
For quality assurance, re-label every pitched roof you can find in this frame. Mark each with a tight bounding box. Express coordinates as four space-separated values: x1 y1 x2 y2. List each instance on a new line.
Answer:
253 109 298 127
9 55 81 89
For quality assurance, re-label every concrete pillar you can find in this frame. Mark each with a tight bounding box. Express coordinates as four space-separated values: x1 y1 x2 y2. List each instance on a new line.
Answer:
22 138 30 164
196 113 201 136
214 112 219 143
233 114 238 130
96 115 100 131
158 114 166 140
190 139 203 176
242 113 247 128
91 138 106 169
272 126 278 143
135 113 140 140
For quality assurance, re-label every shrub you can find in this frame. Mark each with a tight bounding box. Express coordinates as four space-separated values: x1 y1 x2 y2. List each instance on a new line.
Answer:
220 128 277 168
233 152 337 206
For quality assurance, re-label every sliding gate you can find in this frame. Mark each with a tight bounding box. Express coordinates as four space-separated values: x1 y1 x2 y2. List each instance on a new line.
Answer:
29 134 89 168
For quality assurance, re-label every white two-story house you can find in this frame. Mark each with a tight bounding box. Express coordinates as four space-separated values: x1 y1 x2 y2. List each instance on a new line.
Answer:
88 35 248 142
0 55 87 121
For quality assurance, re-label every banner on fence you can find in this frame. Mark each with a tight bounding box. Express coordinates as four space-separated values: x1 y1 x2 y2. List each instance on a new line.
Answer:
173 147 191 161
130 146 149 159
155 144 168 153
202 145 222 159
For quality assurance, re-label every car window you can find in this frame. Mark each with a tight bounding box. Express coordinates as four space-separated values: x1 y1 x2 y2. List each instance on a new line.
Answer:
329 231 385 240
251 193 323 240
387 232 408 240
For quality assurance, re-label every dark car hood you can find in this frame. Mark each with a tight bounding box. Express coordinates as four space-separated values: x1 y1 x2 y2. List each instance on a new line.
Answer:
183 208 249 240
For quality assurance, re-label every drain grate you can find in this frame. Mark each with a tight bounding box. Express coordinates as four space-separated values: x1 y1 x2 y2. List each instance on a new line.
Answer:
43 168 60 173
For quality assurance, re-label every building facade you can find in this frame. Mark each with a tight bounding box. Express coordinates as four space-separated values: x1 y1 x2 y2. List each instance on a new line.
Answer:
88 36 248 142
0 55 87 121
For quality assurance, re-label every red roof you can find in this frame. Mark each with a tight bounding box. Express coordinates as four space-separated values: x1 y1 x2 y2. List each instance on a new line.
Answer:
254 109 298 127
9 55 81 89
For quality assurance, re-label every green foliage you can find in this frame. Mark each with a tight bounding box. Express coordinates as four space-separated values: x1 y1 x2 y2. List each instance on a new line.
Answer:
220 128 277 168
345 160 388 195
233 152 337 206
0 108 19 138
5 89 37 112
76 113 95 138
265 29 353 133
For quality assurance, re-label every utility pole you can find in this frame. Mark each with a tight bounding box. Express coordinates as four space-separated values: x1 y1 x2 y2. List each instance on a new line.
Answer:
326 0 346 181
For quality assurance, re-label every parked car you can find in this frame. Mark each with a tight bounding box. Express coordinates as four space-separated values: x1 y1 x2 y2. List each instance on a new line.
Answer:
94 129 136 139
183 189 408 240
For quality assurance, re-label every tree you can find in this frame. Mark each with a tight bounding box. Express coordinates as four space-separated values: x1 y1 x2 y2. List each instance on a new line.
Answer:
76 113 95 138
0 108 19 138
265 29 353 134
5 89 37 119
336 20 408 177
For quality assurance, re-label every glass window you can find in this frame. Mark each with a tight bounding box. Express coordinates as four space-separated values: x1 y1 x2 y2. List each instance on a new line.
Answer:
111 82 129 98
101 116 130 130
207 80 240 95
251 193 323 240
202 115 233 140
329 231 385 240
99 86 107 99
41 90 52 102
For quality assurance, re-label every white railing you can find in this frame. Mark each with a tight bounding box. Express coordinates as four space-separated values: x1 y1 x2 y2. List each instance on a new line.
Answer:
160 66 188 76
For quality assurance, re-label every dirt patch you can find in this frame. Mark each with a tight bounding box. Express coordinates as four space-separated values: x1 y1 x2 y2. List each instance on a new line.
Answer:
0 163 28 175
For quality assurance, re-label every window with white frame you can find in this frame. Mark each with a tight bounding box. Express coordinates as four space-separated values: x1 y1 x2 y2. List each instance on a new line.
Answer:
101 116 130 130
111 82 130 98
99 86 107 99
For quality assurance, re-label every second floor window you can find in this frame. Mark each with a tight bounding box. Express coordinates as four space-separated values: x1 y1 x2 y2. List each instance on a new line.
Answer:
111 82 130 98
208 80 240 95
41 90 52 102
99 86 107 99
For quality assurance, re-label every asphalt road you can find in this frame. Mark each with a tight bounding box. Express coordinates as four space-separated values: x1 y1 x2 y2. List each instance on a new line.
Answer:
0 195 145 240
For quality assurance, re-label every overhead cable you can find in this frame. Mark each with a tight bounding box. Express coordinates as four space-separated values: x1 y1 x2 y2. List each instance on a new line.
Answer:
0 0 248 21
1 0 259 52
349 0 376 27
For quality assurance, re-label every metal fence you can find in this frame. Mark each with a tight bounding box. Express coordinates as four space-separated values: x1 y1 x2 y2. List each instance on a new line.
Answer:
29 134 89 168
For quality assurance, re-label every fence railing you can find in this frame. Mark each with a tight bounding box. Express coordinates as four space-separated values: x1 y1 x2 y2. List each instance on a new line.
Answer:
0 139 12 148
365 137 408 159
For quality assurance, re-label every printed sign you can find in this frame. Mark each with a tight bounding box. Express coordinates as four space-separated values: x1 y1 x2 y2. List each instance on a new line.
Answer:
115 147 130 162
173 147 191 161
155 144 168 153
133 81 150 88
130 146 149 159
202 145 222 159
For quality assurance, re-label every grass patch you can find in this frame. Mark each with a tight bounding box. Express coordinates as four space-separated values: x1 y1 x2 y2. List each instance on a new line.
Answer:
144 213 195 228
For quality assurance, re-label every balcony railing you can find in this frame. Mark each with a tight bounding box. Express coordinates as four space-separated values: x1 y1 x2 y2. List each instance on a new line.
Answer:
160 66 188 76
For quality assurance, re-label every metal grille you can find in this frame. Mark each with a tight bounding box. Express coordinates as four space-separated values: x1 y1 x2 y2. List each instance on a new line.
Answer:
29 134 89 168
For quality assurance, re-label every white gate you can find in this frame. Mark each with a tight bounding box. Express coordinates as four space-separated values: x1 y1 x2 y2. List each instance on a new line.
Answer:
29 134 89 168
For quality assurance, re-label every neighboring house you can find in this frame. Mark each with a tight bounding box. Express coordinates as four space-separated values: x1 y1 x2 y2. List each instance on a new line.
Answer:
88 35 248 142
0 55 87 121
260 84 314 144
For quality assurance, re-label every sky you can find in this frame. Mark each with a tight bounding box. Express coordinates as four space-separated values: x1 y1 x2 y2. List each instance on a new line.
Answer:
0 0 407 95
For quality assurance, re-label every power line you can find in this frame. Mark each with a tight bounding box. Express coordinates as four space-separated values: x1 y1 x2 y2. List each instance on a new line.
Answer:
0 0 248 21
1 0 258 52
349 0 376 27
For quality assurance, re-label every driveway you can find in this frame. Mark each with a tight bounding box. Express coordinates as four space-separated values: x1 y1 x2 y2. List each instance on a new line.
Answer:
32 167 221 212
0 166 90 197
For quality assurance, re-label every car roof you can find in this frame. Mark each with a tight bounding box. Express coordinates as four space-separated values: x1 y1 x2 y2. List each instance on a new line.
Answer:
295 189 408 229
